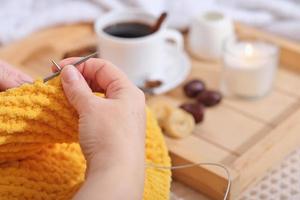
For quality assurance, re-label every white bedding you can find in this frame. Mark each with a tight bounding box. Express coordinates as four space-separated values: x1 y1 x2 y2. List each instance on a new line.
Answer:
0 0 300 45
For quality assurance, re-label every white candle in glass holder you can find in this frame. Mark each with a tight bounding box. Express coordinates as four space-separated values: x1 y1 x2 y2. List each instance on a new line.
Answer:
222 40 279 98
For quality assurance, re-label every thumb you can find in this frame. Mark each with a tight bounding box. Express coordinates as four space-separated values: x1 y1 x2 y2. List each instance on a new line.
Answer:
61 65 94 114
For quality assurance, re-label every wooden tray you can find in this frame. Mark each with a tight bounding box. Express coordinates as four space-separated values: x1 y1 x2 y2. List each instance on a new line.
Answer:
166 24 300 199
1 23 300 199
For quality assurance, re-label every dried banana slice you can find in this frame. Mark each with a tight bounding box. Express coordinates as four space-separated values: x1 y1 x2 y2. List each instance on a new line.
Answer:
147 96 175 126
163 109 195 138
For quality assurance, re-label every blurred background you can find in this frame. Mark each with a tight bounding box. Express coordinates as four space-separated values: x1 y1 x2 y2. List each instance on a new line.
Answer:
0 0 300 45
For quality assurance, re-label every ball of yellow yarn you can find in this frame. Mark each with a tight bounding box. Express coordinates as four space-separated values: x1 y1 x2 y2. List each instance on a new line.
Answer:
0 77 171 200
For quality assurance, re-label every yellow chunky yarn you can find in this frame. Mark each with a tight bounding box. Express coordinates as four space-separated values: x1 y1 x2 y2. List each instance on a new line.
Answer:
0 77 171 200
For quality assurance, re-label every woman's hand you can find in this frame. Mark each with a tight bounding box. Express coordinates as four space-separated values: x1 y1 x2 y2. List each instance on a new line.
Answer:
57 58 146 200
0 58 145 199
0 60 32 91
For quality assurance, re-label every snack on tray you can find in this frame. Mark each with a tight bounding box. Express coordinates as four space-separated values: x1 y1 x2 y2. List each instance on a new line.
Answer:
147 96 175 126
147 96 195 138
163 108 195 138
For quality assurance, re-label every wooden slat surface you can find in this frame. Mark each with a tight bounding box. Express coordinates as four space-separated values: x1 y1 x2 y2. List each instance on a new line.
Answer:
275 68 300 97
0 24 96 77
224 91 297 125
233 107 300 191
165 135 238 165
194 105 266 155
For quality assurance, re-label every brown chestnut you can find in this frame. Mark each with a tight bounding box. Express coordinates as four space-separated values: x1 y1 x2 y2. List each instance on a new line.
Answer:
197 90 222 107
183 79 206 98
180 103 205 123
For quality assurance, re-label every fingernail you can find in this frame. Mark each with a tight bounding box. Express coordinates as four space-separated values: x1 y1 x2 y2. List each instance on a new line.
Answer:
62 65 79 83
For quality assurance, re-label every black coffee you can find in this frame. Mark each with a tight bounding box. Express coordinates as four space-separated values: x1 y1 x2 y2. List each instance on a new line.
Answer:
103 22 152 38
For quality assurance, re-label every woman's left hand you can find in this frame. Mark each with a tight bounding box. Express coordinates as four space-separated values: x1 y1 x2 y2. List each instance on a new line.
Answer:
0 60 32 91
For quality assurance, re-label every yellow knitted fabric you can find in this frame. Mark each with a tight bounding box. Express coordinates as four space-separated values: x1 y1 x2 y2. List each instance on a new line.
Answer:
0 77 171 200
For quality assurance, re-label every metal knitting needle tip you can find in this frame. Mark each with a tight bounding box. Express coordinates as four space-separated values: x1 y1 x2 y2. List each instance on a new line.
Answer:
50 59 62 71
43 52 98 83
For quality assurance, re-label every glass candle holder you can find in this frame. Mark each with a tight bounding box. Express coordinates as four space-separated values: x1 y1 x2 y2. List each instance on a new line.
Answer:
221 38 279 99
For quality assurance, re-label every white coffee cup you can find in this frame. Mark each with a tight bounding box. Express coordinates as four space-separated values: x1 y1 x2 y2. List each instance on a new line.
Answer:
94 9 183 85
188 11 235 60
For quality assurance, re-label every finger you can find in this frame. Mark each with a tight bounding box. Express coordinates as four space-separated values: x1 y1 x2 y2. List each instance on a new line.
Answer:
58 57 105 79
59 58 134 98
94 62 133 99
51 57 101 92
51 57 77 72
0 61 32 91
52 57 85 73
58 57 104 92
60 65 96 114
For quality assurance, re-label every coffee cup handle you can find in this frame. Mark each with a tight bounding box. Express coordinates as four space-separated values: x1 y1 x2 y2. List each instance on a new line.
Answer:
161 29 183 50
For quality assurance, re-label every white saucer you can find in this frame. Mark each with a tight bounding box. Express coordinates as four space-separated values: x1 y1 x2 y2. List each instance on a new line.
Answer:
142 45 191 94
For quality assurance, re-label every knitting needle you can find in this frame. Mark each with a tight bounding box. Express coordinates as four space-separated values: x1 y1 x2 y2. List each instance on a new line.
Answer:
43 52 98 82
50 59 61 71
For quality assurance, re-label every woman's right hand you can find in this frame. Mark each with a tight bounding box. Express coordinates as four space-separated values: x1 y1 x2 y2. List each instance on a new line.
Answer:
57 58 146 200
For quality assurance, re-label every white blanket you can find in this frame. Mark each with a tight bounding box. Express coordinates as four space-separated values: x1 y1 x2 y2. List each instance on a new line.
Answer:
0 0 300 45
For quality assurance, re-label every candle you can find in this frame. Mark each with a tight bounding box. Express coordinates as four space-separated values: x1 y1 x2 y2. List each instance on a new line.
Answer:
222 40 279 98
